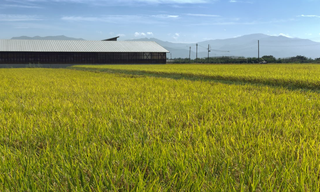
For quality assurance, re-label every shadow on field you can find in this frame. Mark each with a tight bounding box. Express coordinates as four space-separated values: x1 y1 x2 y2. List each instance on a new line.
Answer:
70 67 320 93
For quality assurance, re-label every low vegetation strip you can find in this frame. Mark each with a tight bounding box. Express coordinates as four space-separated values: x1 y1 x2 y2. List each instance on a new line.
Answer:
71 64 320 89
1 68 320 190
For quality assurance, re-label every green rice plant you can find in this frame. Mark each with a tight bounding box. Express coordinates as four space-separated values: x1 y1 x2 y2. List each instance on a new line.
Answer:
0 67 320 190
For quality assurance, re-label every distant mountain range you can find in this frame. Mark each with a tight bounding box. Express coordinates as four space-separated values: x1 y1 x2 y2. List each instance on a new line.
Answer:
131 34 320 59
11 34 320 59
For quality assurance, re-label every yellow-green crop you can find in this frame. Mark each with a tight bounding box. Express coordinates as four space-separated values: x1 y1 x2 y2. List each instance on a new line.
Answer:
1 66 320 191
72 64 320 89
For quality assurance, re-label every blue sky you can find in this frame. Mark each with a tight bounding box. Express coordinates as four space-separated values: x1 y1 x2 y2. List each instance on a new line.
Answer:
0 0 320 42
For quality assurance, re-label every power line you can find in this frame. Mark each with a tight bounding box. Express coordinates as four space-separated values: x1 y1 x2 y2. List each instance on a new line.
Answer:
198 44 230 52
262 44 320 47
208 44 210 60
189 46 191 62
258 40 260 61
196 43 198 60
197 41 320 52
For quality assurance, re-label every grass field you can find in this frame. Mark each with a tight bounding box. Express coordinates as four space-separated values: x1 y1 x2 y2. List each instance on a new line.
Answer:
1 65 320 191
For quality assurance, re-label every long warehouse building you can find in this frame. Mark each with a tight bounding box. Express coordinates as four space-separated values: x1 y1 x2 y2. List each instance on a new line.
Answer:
0 39 169 64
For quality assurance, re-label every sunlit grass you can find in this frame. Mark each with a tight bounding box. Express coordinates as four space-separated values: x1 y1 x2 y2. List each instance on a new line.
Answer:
1 67 320 190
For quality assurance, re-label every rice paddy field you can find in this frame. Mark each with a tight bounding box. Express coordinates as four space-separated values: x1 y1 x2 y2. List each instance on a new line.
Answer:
1 64 320 191
73 64 320 89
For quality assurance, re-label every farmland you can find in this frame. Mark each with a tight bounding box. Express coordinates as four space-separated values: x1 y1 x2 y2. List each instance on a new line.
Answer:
1 65 320 191
72 64 320 89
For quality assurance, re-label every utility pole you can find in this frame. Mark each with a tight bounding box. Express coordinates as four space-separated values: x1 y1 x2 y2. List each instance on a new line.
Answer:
189 46 191 63
196 44 198 61
258 40 260 63
207 44 210 62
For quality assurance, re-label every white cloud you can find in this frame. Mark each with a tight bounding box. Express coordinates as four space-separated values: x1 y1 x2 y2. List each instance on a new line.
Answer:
172 33 180 40
62 16 100 22
152 14 179 19
187 13 219 17
0 4 42 9
0 0 44 9
12 0 211 4
301 14 320 18
134 32 153 37
228 0 253 3
279 33 292 38
191 21 256 26
10 22 67 30
134 32 145 37
59 0 207 2
0 14 41 21
136 0 208 3
61 15 159 24
62 14 179 25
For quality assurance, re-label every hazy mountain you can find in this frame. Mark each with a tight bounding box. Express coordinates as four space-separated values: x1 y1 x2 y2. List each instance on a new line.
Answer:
11 35 84 41
132 34 320 59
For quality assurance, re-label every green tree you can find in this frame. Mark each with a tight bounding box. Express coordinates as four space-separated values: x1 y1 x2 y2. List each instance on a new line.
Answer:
262 55 277 63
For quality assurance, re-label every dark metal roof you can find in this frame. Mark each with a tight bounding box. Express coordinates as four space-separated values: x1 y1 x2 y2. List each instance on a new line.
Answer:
102 36 120 41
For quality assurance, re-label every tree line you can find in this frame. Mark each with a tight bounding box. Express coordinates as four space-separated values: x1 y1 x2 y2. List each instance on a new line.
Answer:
169 55 320 64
